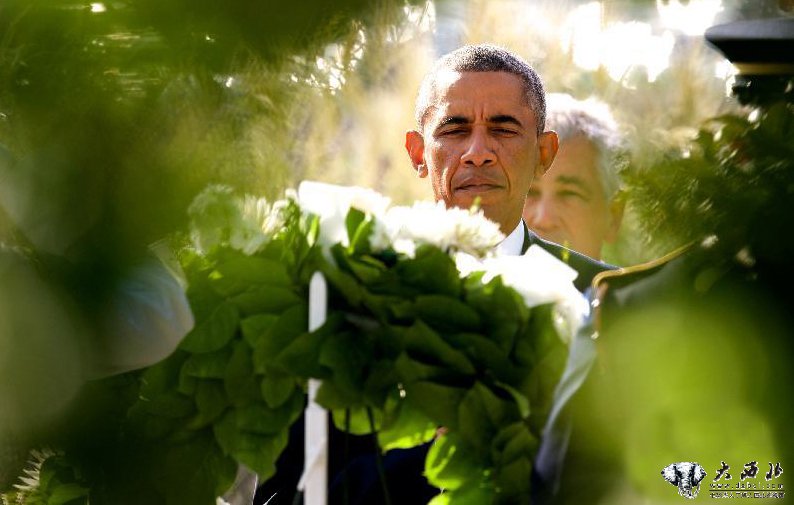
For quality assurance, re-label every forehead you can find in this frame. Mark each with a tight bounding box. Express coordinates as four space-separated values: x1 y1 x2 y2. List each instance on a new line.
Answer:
425 70 535 125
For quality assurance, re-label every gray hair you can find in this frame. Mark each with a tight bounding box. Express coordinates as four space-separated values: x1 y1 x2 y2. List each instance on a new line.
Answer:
414 44 547 136
545 93 625 200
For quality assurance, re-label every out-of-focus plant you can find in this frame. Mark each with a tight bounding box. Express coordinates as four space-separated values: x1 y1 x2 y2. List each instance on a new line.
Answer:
625 101 794 280
541 98 794 504
0 0 429 496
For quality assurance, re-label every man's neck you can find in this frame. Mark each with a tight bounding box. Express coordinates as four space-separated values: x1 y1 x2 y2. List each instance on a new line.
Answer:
496 220 525 256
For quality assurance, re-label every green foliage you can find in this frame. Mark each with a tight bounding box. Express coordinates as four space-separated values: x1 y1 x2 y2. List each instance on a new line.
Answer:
0 450 89 505
119 201 567 504
626 101 794 277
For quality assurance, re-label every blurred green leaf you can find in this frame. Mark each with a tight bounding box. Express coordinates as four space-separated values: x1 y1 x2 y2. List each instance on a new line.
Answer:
377 395 437 451
47 483 89 505
252 304 308 371
404 382 467 430
182 347 232 379
494 382 530 420
233 391 303 435
189 380 228 429
445 333 521 385
209 256 292 297
395 245 461 297
395 353 461 383
157 431 237 505
457 383 518 456
492 456 532 503
139 352 187 398
274 312 345 378
319 255 364 308
331 406 383 435
260 373 297 409
240 313 279 348
318 331 373 401
224 340 261 407
425 433 480 491
414 295 482 334
345 207 366 246
403 321 476 375
465 275 526 351
179 302 239 353
212 410 289 480
230 287 303 316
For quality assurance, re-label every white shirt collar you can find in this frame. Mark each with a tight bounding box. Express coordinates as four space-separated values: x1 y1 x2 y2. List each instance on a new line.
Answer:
495 220 525 256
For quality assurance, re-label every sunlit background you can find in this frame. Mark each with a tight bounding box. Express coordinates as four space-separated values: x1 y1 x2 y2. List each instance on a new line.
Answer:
0 0 768 261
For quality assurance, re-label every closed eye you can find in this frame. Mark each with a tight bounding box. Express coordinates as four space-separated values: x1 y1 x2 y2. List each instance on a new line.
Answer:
438 127 468 137
491 127 519 136
558 189 588 201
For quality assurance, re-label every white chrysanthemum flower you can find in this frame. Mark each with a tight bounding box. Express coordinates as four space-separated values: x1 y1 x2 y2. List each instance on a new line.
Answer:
297 181 391 247
189 185 286 255
372 201 504 258
453 251 484 277
188 185 237 253
458 245 590 344
229 195 269 255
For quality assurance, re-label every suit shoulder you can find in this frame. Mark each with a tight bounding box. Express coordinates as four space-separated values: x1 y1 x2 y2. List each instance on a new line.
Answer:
591 243 691 294
532 237 616 292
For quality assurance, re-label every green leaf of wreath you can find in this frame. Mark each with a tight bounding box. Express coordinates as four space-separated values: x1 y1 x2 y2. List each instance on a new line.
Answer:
377 394 437 451
212 410 290 480
230 286 303 316
424 432 481 491
252 304 309 372
179 302 239 353
209 256 292 297
395 245 461 297
413 295 482 334
403 381 467 430
403 320 476 375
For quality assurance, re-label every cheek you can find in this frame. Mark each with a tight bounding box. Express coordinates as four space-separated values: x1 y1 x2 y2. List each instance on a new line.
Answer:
428 146 455 191
571 207 610 237
506 146 538 186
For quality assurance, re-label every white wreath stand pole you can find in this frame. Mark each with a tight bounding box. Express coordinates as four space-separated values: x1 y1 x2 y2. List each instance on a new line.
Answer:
297 272 328 505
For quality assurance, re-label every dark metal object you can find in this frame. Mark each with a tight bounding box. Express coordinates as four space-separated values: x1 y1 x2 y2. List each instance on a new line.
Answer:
705 17 794 104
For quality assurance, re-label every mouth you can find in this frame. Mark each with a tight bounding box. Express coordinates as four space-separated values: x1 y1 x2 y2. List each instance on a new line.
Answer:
453 179 504 194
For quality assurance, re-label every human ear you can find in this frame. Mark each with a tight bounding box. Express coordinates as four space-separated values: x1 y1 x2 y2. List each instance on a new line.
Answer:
536 131 559 179
405 130 427 178
605 194 625 243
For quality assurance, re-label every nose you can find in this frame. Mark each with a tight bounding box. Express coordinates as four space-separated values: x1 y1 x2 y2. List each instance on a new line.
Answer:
526 196 557 232
460 128 495 167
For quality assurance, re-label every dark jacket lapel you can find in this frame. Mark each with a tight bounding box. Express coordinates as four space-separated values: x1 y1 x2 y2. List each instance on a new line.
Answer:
521 223 617 293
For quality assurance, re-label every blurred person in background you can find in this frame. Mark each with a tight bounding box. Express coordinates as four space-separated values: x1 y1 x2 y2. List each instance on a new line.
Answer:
522 93 625 261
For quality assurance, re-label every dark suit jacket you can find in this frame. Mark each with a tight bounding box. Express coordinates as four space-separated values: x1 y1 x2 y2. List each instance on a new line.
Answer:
545 243 794 504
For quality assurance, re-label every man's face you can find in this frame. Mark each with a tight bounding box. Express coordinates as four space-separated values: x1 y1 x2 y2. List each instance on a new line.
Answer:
406 71 557 235
522 135 622 259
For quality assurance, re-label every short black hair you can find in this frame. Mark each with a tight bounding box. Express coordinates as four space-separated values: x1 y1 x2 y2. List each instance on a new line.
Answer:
415 44 547 136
